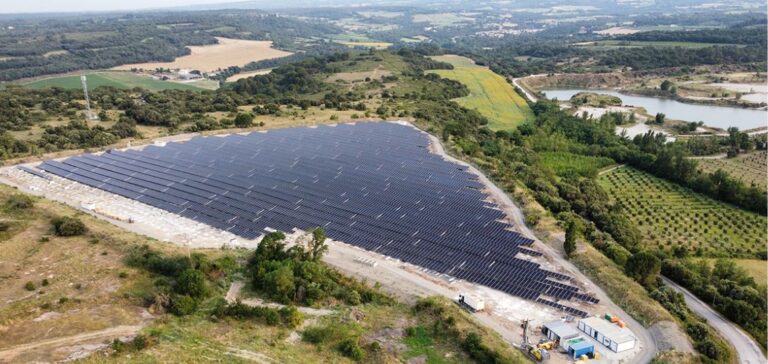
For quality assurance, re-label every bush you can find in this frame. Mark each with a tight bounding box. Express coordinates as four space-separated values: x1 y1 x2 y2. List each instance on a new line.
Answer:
170 294 197 316
51 216 87 236
234 112 254 128
6 194 33 209
24 281 36 291
338 338 365 361
302 326 331 344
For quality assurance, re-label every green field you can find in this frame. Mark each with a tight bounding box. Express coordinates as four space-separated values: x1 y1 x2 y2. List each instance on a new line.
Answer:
22 72 217 91
427 55 534 130
698 151 767 190
328 33 392 49
539 152 615 178
581 40 742 49
598 167 767 258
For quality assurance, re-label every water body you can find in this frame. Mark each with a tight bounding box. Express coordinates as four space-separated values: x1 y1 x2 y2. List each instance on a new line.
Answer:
543 89 768 130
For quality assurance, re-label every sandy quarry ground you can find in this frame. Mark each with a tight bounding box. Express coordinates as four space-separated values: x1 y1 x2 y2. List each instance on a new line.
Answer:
113 37 292 72
0 121 665 363
707 82 768 104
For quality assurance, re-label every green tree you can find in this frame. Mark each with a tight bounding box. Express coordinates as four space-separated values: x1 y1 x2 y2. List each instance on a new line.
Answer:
265 265 295 302
625 251 661 287
309 227 328 260
234 112 254 128
654 113 666 125
563 220 578 257
176 269 207 298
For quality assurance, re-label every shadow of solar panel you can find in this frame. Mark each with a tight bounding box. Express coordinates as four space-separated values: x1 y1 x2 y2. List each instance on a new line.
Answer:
39 122 597 316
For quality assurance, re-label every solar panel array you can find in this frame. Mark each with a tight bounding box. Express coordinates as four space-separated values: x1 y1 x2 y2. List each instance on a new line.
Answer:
39 122 597 315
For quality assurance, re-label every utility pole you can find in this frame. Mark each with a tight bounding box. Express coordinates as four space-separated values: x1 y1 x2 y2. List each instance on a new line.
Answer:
80 75 98 121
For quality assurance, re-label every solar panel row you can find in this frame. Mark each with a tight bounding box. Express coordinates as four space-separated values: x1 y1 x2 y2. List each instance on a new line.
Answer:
40 122 597 315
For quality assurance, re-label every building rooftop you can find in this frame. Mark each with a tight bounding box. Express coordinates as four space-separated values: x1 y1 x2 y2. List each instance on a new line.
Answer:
544 320 580 340
581 317 636 344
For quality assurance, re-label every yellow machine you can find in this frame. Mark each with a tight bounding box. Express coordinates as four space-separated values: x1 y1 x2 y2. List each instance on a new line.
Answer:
536 341 555 350
521 320 550 362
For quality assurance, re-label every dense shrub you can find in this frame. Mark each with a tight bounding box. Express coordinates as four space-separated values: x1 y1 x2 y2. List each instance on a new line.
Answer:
6 194 33 209
51 216 87 236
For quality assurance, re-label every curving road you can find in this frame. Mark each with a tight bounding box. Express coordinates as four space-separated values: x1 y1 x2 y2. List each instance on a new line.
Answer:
662 277 765 364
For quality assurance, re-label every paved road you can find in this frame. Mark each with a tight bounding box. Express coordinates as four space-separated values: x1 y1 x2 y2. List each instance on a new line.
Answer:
662 277 765 364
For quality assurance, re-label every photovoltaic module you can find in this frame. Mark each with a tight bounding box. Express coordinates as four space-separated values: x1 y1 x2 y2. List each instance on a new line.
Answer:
39 122 597 315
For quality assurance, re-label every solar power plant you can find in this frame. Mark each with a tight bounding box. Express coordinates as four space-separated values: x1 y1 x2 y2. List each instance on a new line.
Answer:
39 122 597 315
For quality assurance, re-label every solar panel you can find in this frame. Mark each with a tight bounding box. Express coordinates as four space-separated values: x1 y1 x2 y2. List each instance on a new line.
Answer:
40 122 596 315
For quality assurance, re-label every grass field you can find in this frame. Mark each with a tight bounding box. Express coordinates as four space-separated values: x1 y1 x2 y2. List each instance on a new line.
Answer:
113 37 292 72
427 55 534 130
697 259 767 288
539 152 615 177
579 40 742 49
329 34 392 49
22 72 215 91
697 151 767 190
598 167 767 258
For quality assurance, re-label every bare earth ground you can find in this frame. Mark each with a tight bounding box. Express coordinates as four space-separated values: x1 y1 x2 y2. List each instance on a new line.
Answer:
225 69 273 82
594 27 640 35
113 38 292 72
0 120 692 363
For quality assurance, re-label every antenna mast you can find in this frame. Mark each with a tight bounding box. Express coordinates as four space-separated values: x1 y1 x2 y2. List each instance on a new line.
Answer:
80 75 98 121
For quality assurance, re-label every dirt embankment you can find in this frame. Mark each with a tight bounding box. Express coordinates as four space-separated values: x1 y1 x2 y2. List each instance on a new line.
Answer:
521 73 633 91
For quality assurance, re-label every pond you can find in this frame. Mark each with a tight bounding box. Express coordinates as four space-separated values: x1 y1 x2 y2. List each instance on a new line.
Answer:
542 89 768 130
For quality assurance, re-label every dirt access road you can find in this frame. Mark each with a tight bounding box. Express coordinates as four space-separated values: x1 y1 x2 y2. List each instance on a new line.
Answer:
0 325 142 363
662 277 765 364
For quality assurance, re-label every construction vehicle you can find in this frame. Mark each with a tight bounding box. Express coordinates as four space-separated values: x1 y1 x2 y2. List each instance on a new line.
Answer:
457 293 485 312
521 319 550 362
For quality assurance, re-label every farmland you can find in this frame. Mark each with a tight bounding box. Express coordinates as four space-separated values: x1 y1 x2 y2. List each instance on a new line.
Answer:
697 151 767 190
538 151 615 178
113 38 292 72
427 55 534 130
598 167 767 258
21 72 216 91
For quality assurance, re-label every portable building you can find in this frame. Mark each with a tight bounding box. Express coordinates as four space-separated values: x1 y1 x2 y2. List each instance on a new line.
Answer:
578 317 636 353
562 336 595 359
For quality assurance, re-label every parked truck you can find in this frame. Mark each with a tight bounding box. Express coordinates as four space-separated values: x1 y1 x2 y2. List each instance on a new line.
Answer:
457 293 485 312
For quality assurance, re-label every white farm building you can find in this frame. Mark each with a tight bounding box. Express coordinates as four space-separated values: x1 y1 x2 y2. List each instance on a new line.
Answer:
578 317 636 353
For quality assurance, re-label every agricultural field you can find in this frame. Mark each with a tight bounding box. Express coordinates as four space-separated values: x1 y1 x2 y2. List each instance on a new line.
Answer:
329 33 392 49
21 72 216 91
697 151 767 190
538 152 615 178
427 55 534 130
578 40 741 49
113 37 292 72
412 13 475 27
598 167 767 258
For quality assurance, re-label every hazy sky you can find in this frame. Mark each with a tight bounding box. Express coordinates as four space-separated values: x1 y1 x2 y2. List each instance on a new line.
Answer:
1 0 238 14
